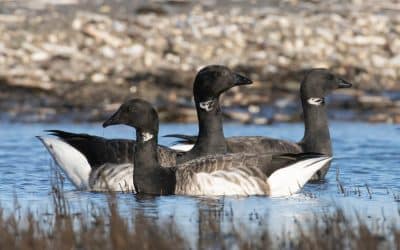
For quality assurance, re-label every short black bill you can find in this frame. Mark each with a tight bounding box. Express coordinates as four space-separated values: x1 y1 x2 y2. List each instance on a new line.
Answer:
337 78 352 88
103 110 121 128
233 73 252 86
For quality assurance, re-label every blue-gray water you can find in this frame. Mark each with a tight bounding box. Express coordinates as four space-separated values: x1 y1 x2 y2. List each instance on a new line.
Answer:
0 122 399 239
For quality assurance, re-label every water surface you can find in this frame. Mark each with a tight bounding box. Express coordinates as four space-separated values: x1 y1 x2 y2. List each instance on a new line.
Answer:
0 122 399 239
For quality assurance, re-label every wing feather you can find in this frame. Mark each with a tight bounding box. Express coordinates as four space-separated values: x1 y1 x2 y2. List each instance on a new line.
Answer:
175 153 270 196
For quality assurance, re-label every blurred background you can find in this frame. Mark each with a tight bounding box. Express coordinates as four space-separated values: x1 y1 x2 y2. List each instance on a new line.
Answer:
0 2 399 247
0 0 399 124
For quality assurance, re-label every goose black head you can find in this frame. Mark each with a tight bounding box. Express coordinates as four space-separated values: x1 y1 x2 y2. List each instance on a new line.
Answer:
300 69 352 106
103 99 159 134
193 65 252 109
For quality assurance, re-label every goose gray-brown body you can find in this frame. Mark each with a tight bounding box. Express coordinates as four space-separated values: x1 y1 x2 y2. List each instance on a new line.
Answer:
174 152 316 195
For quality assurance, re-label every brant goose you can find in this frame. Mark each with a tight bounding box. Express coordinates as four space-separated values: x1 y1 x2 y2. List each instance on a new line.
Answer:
166 69 352 180
38 65 252 191
103 99 331 196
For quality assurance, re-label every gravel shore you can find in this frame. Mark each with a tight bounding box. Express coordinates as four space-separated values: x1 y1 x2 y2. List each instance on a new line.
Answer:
0 0 399 123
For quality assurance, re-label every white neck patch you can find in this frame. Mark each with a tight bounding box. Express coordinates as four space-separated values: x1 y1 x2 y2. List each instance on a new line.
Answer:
141 132 154 142
199 99 215 112
307 97 325 106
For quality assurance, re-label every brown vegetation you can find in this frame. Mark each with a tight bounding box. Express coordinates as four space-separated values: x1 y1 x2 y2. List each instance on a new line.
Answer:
0 173 398 250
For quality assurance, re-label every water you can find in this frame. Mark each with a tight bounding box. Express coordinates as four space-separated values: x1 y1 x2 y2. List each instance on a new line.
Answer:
0 122 399 239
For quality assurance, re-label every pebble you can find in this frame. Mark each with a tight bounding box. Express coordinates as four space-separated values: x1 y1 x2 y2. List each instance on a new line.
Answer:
91 73 106 83
31 51 49 62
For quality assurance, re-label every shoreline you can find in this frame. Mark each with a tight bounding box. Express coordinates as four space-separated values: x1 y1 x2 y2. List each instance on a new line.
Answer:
0 0 399 123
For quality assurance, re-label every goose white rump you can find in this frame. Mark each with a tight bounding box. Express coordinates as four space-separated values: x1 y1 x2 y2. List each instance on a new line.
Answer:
38 137 134 192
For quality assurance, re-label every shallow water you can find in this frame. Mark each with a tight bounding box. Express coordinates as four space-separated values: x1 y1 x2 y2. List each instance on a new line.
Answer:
0 122 399 239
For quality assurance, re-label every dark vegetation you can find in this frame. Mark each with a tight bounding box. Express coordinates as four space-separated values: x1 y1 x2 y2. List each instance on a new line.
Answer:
0 171 398 250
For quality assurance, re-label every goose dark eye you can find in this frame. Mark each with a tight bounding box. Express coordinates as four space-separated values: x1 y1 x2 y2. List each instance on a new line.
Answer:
327 74 334 81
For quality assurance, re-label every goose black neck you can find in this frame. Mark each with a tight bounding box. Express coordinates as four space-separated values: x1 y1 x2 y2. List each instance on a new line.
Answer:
184 99 227 160
133 129 176 195
300 99 332 155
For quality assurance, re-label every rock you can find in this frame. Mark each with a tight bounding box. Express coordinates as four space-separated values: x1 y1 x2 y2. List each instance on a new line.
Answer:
31 51 50 62
83 25 124 47
135 4 168 15
122 44 145 58
367 113 391 123
253 117 269 125
371 55 387 68
224 110 252 123
100 46 115 58
358 95 393 108
91 73 106 83
393 114 400 124
0 14 25 23
273 113 293 123
248 105 260 114
41 43 77 57
390 55 400 67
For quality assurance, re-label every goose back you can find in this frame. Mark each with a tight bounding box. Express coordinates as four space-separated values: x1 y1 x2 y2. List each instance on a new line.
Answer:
47 130 179 168
47 130 134 169
226 136 302 155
